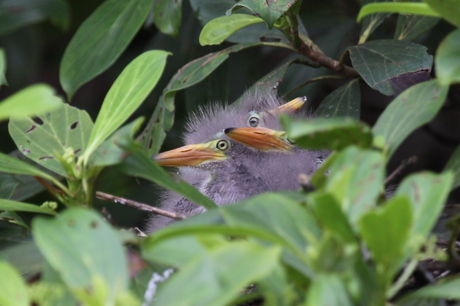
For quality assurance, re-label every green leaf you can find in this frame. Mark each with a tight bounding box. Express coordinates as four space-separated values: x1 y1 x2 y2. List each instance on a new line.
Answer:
396 171 453 239
357 2 441 22
0 173 20 199
199 14 264 46
359 0 391 44
190 0 240 25
226 0 299 29
315 79 361 119
349 39 433 96
308 192 356 243
9 103 93 176
281 116 373 151
0 198 56 215
394 13 440 41
140 43 260 155
423 0 460 28
153 0 183 37
436 29 460 86
81 50 169 162
0 48 7 86
142 234 228 267
373 80 448 158
306 273 353 306
154 241 281 306
0 152 58 182
118 144 217 210
59 0 154 98
0 84 62 121
321 147 385 225
33 208 129 304
89 117 144 166
0 260 29 306
444 144 460 189
0 0 70 36
360 196 412 285
398 277 460 302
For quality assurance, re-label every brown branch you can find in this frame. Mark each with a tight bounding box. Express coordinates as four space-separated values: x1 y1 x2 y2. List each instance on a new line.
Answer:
384 156 418 186
96 191 186 220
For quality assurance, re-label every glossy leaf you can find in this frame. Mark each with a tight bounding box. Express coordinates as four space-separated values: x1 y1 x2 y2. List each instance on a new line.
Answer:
33 208 129 304
0 198 56 215
423 0 460 28
154 241 281 305
358 2 440 22
396 171 453 239
373 80 448 158
315 79 361 119
118 144 217 210
82 50 169 161
281 116 373 151
320 147 385 225
359 196 412 285
153 0 183 37
0 152 58 182
349 39 432 96
226 0 298 29
59 0 154 98
199 14 264 46
0 48 6 86
0 0 70 36
9 103 93 176
436 29 460 86
0 260 29 306
394 14 440 41
140 43 260 155
306 273 353 306
0 84 62 121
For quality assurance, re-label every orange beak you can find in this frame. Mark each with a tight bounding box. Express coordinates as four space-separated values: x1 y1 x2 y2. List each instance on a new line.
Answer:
224 127 293 152
269 96 307 115
152 142 227 167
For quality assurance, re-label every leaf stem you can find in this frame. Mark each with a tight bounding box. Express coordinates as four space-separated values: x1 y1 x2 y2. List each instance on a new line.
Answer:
387 258 418 299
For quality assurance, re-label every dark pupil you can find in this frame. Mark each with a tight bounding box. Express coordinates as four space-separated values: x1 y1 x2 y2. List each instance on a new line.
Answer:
218 141 226 149
249 117 258 126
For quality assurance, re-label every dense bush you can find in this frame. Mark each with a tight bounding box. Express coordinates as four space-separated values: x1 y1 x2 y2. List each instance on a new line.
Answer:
1 0 460 305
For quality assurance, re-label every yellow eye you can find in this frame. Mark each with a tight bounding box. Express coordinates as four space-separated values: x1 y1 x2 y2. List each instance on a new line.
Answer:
216 140 229 151
248 115 260 127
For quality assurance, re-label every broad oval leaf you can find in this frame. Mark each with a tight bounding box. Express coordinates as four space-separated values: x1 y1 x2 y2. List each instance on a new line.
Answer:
436 29 460 86
59 0 154 99
396 171 453 239
199 14 264 46
357 2 440 22
315 79 361 119
226 0 299 29
153 0 183 37
373 80 448 158
0 84 62 121
0 0 70 36
0 260 29 306
33 208 129 304
140 43 261 155
9 103 93 176
358 0 391 44
359 195 412 285
0 198 57 215
83 50 170 161
306 273 354 306
423 0 460 28
444 144 460 189
349 39 432 96
154 241 281 306
394 14 440 41
281 116 373 151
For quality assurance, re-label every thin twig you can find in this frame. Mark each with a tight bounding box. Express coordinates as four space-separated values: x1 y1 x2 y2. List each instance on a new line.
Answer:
384 156 418 186
96 191 186 220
